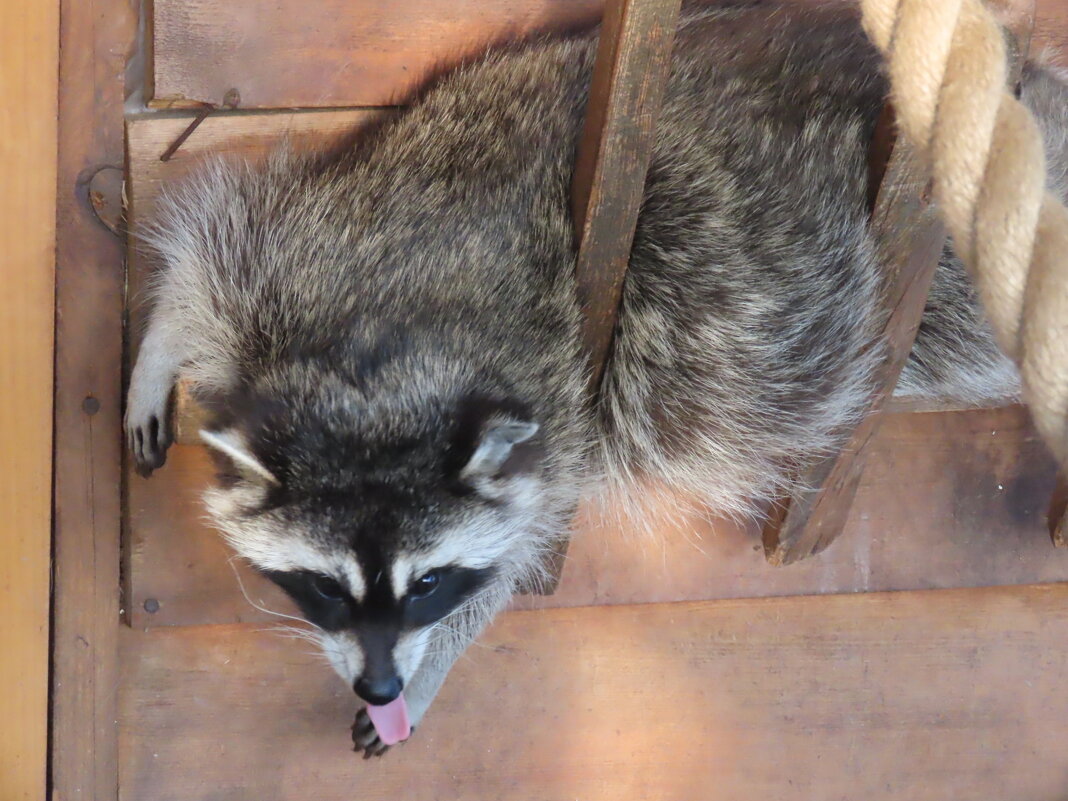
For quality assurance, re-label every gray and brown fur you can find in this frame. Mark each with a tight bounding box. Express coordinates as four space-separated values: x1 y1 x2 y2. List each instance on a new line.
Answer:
125 4 1068 754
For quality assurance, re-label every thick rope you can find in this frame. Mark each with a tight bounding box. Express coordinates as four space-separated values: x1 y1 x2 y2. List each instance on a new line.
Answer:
860 0 1068 466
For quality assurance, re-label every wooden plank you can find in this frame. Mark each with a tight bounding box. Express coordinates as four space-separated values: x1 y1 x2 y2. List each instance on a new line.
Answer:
149 0 1068 110
0 1 59 798
51 0 136 798
762 142 948 565
539 0 681 592
762 1 1039 566
122 115 1068 618
571 0 681 393
119 584 1068 801
127 403 1068 627
151 0 603 108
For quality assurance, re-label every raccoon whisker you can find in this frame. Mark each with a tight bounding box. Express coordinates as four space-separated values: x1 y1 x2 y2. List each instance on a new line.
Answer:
227 555 323 630
261 624 324 646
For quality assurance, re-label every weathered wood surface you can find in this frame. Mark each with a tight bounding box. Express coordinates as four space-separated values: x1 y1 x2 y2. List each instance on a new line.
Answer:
148 0 1068 109
151 0 604 108
762 0 1044 566
51 0 137 798
571 0 681 393
127 403 1066 628
119 584 1068 801
762 141 948 565
0 1 59 797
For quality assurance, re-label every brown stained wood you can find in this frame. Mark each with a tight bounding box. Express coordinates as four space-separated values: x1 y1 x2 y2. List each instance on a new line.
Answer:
762 143 948 566
51 0 136 798
553 0 681 594
119 584 1068 801
0 0 58 798
149 0 1066 110
763 2 1040 566
1035 0 1068 57
572 0 681 394
151 0 603 108
129 405 1068 628
1050 473 1068 547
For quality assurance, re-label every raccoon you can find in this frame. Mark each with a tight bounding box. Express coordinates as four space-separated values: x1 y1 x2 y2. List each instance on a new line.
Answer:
125 4 1068 756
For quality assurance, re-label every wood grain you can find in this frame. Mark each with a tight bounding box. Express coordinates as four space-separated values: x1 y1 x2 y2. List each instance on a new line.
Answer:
762 144 948 565
149 0 1068 110
151 0 604 108
119 584 1068 801
571 0 681 393
126 403 1068 628
51 0 137 798
762 1 1043 566
0 1 59 798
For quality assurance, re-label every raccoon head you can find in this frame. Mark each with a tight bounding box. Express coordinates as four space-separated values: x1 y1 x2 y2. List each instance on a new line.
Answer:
198 383 548 720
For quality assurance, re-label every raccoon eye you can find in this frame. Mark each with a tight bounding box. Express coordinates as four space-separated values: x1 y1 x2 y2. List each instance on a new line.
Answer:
311 575 346 601
409 571 441 600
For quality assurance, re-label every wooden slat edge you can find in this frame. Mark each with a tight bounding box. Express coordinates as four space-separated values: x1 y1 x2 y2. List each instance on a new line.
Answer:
50 0 135 797
762 140 947 565
0 1 59 798
526 0 683 594
762 2 1037 566
572 0 682 396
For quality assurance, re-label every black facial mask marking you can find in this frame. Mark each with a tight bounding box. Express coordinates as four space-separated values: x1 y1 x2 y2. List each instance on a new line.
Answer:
260 564 495 634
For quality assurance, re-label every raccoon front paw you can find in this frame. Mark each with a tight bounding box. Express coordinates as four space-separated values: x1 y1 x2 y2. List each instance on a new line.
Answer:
125 392 173 477
351 708 413 759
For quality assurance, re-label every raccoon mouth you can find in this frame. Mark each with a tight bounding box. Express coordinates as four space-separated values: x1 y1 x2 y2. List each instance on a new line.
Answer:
365 693 411 745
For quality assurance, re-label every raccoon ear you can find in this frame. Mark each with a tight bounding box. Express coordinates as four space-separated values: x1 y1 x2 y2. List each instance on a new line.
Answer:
199 428 280 486
460 418 540 486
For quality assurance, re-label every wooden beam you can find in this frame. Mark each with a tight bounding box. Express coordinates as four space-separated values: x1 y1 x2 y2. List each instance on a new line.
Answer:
571 0 682 396
0 1 59 798
51 0 136 797
1050 473 1067 547
762 138 947 565
762 2 1037 566
519 0 683 594
150 0 603 109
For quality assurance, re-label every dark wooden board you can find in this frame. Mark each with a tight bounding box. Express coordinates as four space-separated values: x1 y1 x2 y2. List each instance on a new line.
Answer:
762 139 948 565
571 0 681 392
119 584 1068 801
149 0 1068 110
51 0 137 797
151 0 604 108
1 0 58 797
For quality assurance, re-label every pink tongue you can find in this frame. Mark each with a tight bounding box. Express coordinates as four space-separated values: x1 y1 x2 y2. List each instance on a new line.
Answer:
365 693 411 745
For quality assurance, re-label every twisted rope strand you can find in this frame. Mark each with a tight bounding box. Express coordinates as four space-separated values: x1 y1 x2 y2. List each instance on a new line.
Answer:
861 0 1068 464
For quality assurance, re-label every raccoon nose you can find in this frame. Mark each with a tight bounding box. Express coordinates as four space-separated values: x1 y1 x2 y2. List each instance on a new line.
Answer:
354 675 403 706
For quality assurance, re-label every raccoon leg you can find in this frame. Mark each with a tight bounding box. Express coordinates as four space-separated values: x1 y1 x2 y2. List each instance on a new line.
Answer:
125 314 181 475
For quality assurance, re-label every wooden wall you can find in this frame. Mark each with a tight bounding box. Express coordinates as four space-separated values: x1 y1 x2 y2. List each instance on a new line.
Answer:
0 1 59 798
44 0 1068 798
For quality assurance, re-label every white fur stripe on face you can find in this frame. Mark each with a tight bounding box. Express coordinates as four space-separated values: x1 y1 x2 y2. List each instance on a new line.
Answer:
214 523 368 601
390 556 413 600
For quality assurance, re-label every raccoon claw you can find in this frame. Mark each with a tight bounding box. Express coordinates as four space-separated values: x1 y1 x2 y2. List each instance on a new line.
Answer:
126 412 173 477
352 708 390 758
352 707 412 759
